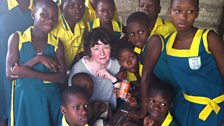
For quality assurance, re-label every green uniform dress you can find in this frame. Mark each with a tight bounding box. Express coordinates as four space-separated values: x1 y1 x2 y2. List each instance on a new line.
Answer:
0 0 33 120
10 27 61 126
166 29 224 126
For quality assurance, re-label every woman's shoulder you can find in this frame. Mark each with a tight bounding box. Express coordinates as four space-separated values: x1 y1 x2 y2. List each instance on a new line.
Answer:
108 58 120 74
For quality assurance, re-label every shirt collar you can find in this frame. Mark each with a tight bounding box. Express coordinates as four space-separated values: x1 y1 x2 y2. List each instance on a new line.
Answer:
92 18 122 32
7 0 33 11
61 14 85 36
150 16 164 36
161 112 173 126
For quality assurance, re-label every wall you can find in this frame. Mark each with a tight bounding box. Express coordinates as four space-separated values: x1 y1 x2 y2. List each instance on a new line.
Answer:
115 0 224 37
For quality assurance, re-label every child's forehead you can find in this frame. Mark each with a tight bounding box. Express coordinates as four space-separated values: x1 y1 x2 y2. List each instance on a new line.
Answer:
63 0 84 4
96 0 115 7
127 20 148 28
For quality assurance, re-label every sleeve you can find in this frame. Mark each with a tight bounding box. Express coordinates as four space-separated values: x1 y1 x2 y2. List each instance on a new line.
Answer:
109 58 121 75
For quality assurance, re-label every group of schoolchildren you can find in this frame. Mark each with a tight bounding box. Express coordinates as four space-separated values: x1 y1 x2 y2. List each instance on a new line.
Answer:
1 0 224 126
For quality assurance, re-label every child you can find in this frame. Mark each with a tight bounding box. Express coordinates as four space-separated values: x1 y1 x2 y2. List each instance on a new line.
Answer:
143 81 178 126
6 0 66 126
70 73 109 125
61 86 89 126
84 0 119 21
116 43 140 83
71 73 94 97
88 0 123 41
0 0 33 124
134 0 176 54
126 12 178 119
166 0 224 125
51 0 87 69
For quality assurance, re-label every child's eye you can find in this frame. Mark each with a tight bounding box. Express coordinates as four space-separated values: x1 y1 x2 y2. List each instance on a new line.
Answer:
40 13 48 18
174 10 181 14
149 99 155 103
128 33 134 37
73 105 81 111
187 10 194 14
138 30 144 35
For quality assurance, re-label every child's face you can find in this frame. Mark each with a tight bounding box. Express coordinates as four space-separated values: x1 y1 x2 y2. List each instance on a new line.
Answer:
118 49 138 73
146 91 171 121
61 0 85 23
61 94 88 126
96 1 114 23
33 2 58 33
170 0 198 32
139 0 161 20
127 21 149 49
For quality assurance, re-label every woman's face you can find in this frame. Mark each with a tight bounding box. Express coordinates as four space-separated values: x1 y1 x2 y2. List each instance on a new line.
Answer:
90 40 111 65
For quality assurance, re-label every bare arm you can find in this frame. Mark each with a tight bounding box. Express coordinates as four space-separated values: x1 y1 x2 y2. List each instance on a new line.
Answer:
207 31 224 77
140 35 163 115
6 32 20 80
11 41 66 83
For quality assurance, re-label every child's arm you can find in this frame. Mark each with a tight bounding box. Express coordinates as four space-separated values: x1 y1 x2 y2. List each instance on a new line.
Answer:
10 41 66 83
6 33 20 80
207 31 224 77
129 35 163 119
23 55 60 72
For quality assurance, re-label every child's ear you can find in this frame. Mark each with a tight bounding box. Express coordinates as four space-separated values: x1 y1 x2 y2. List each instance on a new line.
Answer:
31 10 35 20
61 106 67 115
168 7 171 17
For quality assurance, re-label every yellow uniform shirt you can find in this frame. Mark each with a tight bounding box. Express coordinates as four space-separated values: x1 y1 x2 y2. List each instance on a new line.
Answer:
7 0 33 11
127 71 137 82
51 14 86 69
84 0 119 21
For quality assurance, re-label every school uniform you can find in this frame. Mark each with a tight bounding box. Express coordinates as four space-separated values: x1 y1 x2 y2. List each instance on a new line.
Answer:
10 27 61 126
127 71 137 82
88 18 122 40
134 16 176 54
166 29 224 126
0 0 33 120
84 0 119 21
51 14 86 69
161 112 179 126
61 116 89 126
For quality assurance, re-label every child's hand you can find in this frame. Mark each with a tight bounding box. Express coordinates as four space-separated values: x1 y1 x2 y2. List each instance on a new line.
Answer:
127 97 137 108
143 115 154 126
93 101 107 114
39 55 60 72
10 63 32 78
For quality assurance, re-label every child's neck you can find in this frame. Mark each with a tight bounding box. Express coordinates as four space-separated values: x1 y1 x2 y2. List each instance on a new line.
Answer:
32 27 48 39
149 16 158 32
66 18 78 33
90 0 95 9
100 21 113 33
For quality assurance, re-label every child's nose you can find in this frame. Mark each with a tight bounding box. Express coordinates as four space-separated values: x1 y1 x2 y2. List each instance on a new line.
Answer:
180 12 187 20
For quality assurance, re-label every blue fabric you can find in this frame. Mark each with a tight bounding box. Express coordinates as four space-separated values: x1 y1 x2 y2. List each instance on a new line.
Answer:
9 29 61 126
166 29 224 126
0 0 33 120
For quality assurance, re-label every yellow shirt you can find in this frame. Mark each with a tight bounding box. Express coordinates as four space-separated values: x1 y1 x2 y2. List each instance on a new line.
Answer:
62 116 89 126
7 0 33 11
127 71 137 82
84 0 119 21
51 14 86 69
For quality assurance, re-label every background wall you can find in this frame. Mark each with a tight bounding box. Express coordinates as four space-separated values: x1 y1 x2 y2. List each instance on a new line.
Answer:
115 0 224 38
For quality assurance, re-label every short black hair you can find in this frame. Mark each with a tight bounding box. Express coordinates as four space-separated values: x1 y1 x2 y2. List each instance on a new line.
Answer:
148 81 175 102
72 73 93 86
170 0 199 8
84 27 115 56
140 0 160 6
33 0 58 11
95 0 115 9
61 86 88 106
115 40 134 59
126 11 150 28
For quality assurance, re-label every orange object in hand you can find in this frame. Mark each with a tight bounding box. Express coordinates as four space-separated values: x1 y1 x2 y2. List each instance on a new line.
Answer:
118 80 130 99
